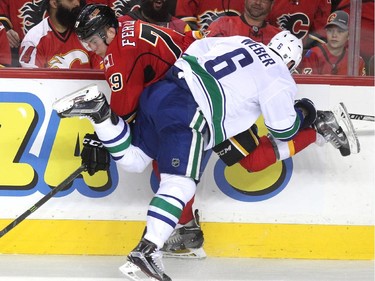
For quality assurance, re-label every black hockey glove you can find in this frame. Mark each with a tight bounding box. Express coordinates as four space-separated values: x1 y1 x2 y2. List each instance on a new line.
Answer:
81 133 110 176
212 124 260 166
294 98 317 130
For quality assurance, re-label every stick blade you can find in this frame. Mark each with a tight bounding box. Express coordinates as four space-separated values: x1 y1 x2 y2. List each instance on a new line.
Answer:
333 102 361 154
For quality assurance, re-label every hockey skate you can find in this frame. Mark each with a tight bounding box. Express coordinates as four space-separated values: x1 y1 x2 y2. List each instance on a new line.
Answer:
161 209 206 259
314 102 360 156
119 239 171 281
52 84 110 123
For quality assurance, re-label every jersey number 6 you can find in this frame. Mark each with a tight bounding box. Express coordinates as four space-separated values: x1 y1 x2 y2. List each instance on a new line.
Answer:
205 48 253 80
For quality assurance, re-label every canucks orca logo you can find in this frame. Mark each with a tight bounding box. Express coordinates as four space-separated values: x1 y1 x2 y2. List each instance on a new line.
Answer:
111 0 140 17
199 10 240 30
277 13 310 39
19 0 46 36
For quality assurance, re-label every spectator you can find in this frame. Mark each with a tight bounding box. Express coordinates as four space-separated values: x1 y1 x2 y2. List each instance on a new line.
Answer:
266 0 331 49
19 0 102 69
0 0 47 66
206 0 280 44
299 10 366 76
120 0 191 34
0 21 11 66
334 0 374 76
174 0 244 30
105 0 141 17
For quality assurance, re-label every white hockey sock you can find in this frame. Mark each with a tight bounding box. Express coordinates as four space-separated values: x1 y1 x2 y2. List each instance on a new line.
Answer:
144 174 196 249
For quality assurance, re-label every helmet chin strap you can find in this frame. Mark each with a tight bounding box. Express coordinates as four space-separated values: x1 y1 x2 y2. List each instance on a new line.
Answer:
288 61 295 70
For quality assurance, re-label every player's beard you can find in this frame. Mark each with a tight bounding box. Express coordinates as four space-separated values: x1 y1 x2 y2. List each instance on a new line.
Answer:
56 0 86 29
141 0 170 22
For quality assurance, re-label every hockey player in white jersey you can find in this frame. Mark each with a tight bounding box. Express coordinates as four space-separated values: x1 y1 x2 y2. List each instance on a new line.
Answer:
53 31 359 281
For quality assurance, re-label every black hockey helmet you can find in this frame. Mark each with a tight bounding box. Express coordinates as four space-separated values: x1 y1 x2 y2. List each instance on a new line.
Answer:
75 4 118 41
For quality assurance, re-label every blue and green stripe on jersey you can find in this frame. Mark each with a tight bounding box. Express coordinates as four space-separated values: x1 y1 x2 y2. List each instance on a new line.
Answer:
266 116 301 141
182 55 226 146
188 109 206 180
148 194 184 228
101 122 132 160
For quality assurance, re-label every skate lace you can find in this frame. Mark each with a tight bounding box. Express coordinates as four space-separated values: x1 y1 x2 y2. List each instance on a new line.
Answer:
151 250 164 272
323 126 348 149
165 229 183 245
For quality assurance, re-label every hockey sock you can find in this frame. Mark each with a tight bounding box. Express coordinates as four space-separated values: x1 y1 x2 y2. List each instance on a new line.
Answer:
239 128 317 172
152 161 195 225
239 136 277 172
178 196 195 225
290 127 317 153
270 127 317 160
144 173 196 248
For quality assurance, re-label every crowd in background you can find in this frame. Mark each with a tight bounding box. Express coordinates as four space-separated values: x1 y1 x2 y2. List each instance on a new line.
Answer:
0 0 373 75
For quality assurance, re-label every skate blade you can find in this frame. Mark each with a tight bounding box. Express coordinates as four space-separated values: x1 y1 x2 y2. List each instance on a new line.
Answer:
162 247 207 259
52 84 100 113
333 102 360 154
119 261 159 281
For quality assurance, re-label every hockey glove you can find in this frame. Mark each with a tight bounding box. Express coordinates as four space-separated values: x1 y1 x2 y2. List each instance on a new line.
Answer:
212 124 260 166
81 133 110 176
294 98 317 130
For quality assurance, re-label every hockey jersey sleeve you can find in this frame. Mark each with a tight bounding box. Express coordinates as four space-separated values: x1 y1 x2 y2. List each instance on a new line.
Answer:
0 23 11 66
299 48 321 75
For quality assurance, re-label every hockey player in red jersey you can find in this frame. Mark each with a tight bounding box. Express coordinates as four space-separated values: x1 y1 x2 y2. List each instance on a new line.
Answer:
75 4 201 121
118 0 205 259
74 3 205 258
19 0 102 69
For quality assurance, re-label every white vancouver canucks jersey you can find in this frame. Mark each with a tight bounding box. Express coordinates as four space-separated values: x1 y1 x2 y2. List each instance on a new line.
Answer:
174 36 299 149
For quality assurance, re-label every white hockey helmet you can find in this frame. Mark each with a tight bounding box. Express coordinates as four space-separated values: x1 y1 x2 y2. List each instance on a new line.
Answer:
267 30 303 73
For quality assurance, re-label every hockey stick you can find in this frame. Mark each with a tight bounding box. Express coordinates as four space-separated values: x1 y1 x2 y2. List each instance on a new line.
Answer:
0 164 87 238
349 113 375 122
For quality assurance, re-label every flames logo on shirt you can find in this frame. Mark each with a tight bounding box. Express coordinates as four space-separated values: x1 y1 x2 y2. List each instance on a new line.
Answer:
18 0 46 36
199 10 240 30
277 13 310 40
48 51 90 69
111 0 140 17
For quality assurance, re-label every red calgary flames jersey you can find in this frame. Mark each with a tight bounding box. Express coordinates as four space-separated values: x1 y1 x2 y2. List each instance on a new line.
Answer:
300 44 366 76
0 22 11 66
336 0 374 62
19 17 102 69
267 0 331 44
206 15 281 44
174 0 244 30
0 0 46 40
104 19 199 121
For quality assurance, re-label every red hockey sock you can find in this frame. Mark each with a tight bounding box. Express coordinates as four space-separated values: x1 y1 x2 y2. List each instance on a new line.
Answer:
178 196 195 224
239 128 317 172
239 136 277 172
290 128 316 154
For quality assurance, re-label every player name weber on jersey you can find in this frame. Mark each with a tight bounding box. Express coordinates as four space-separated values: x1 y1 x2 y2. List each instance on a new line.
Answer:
242 39 276 67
